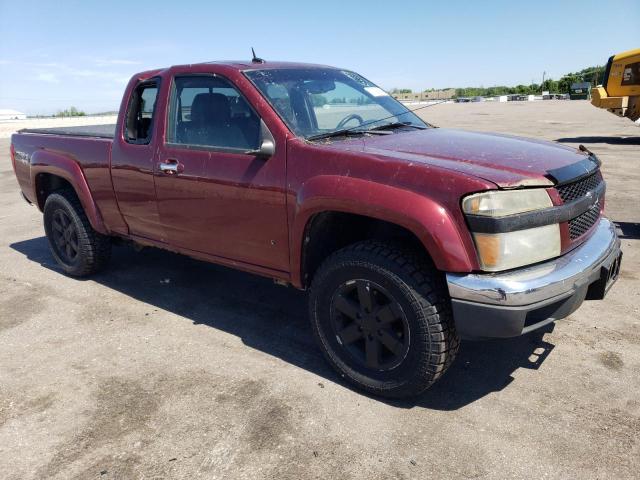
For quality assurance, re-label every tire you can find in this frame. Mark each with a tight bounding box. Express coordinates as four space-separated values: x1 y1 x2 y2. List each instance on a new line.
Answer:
309 240 459 399
43 189 111 276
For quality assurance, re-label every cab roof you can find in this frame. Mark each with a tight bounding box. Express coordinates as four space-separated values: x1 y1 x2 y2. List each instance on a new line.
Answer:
133 60 341 83
177 60 338 71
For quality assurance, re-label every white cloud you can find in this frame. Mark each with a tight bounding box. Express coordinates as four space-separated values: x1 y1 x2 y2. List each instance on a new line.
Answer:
101 59 139 65
90 58 141 67
71 69 103 78
25 62 60 68
37 72 60 83
25 60 140 84
63 68 131 86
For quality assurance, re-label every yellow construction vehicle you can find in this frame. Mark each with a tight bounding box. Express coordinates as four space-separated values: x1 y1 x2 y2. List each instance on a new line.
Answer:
591 48 640 123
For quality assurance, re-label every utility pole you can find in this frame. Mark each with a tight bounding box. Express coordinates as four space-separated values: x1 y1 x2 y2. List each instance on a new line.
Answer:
542 71 546 93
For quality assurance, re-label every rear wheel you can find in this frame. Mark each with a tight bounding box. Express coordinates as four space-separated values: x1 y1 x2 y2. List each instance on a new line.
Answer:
309 241 459 398
43 190 111 276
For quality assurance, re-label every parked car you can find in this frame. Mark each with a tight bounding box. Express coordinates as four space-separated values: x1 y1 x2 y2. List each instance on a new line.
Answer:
10 60 622 398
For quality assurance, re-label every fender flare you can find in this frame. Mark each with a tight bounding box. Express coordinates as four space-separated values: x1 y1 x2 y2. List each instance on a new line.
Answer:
290 175 477 286
30 149 108 235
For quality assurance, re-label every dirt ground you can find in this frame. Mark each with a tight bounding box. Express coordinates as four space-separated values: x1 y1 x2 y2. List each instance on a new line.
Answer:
0 100 638 480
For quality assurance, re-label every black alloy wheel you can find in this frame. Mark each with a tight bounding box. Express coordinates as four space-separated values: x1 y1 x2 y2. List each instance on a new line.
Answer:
50 209 80 266
330 279 410 371
309 240 460 398
43 189 112 276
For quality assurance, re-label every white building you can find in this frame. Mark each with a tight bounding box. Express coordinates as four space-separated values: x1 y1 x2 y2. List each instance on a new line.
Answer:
0 109 27 120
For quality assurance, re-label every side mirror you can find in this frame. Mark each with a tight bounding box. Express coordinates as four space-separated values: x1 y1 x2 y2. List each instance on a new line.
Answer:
245 119 275 158
255 139 275 157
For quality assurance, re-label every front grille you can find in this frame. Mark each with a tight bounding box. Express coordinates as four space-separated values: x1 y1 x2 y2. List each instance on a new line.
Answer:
556 170 603 241
556 171 602 203
569 205 600 239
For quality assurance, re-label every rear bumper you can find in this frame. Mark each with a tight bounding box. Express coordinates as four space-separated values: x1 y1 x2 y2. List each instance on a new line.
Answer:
446 218 621 339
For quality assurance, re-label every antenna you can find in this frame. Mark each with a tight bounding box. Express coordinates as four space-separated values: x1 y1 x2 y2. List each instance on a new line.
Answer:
251 47 265 64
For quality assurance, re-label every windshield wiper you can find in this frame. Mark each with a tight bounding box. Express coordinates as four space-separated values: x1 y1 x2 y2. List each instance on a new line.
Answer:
367 121 427 132
306 128 390 141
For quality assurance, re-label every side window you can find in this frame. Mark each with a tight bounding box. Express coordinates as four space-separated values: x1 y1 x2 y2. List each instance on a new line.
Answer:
621 62 640 86
168 75 260 150
125 81 158 144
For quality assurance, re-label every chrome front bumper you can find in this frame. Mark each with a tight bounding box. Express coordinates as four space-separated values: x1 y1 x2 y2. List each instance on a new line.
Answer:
446 218 621 338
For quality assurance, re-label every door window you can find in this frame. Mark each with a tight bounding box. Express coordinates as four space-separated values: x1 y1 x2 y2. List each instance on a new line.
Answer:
125 81 158 144
621 62 640 86
168 75 260 150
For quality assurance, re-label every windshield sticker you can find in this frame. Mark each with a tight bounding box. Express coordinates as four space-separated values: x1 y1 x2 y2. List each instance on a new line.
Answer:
364 87 389 97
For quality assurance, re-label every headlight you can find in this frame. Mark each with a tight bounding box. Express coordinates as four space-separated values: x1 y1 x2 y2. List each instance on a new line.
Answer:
462 189 553 217
463 189 560 271
472 225 561 271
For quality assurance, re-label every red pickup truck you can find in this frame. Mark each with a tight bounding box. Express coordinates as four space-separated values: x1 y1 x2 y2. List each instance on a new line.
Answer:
10 60 622 398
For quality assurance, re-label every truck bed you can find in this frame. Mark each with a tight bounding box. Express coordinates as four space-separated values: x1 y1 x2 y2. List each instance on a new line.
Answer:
11 127 117 225
18 124 116 139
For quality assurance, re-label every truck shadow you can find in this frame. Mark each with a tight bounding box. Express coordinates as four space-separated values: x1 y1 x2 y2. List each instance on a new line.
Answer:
555 136 640 145
614 221 640 240
10 236 555 411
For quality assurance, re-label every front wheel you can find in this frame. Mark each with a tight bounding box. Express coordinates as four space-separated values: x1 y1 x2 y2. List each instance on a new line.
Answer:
309 241 459 398
43 190 112 276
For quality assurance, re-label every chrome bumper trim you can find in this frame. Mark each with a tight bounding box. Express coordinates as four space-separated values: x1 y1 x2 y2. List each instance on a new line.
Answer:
446 218 620 307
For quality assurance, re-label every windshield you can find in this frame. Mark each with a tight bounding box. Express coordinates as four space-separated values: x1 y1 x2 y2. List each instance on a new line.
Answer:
244 68 426 139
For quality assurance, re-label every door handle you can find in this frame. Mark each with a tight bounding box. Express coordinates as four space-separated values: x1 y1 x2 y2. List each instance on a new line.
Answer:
159 163 178 173
159 159 183 175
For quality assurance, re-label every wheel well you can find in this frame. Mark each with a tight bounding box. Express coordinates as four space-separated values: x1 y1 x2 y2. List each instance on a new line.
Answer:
301 211 426 287
35 173 74 210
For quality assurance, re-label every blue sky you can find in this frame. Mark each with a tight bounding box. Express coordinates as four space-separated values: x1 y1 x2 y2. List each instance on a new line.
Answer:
0 0 637 115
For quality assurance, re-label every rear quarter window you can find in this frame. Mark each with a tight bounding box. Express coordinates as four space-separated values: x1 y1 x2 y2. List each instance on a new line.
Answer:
125 81 159 144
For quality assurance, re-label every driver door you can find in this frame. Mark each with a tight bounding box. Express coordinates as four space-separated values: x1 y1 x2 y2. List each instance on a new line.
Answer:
153 73 289 271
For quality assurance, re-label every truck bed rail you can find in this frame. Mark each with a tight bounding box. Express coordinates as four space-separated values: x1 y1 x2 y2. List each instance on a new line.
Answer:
18 124 116 139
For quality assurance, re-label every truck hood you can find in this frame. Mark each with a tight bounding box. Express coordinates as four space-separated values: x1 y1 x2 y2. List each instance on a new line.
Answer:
352 128 591 188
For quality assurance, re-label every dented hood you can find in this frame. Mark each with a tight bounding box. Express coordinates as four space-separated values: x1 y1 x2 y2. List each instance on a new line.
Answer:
357 128 592 188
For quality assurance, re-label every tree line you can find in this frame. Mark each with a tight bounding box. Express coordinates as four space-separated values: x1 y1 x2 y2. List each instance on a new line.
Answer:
310 94 373 106
55 106 86 117
393 66 605 98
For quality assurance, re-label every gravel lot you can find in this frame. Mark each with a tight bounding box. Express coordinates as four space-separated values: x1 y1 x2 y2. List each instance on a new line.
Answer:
0 100 638 479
